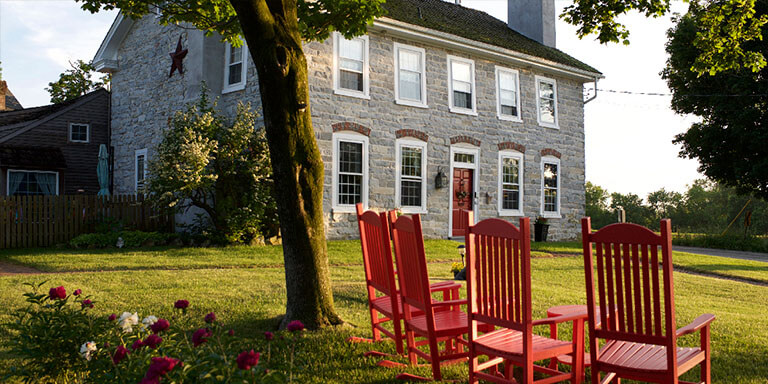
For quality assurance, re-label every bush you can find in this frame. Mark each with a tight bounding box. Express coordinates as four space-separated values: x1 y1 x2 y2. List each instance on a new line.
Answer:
673 233 768 253
69 231 178 249
5 283 292 383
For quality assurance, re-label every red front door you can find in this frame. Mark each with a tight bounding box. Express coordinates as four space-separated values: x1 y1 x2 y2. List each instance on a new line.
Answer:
452 168 474 237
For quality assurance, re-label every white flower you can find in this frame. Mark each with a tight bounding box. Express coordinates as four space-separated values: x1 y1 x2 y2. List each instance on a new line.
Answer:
80 341 97 361
117 312 139 333
141 315 158 331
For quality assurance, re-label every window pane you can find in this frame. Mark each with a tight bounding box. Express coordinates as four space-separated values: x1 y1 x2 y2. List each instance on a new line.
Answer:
230 46 242 64
451 61 471 83
499 71 516 90
339 141 363 174
543 163 558 188
339 38 364 61
453 91 472 109
539 97 555 124
71 124 88 141
339 57 363 73
502 158 519 184
339 70 363 92
228 62 242 85
400 146 422 177
453 80 471 93
544 189 558 212
453 153 475 164
400 180 422 207
539 81 554 99
399 71 421 101
399 50 421 72
502 188 519 210
338 174 362 205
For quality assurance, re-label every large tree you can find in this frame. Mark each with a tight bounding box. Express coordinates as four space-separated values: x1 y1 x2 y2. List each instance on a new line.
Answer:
663 0 768 199
76 0 767 328
46 60 109 103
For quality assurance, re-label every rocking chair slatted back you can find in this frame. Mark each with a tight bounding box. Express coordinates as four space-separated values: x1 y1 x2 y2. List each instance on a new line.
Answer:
388 211 432 317
467 215 532 332
356 204 397 296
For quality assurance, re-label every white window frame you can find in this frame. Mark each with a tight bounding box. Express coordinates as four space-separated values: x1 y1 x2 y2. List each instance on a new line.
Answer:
497 150 524 216
394 43 428 108
540 156 561 218
395 138 428 213
68 123 90 143
495 66 522 122
332 132 369 213
223 42 248 94
332 32 370 100
535 75 559 129
447 55 477 116
6 169 59 195
135 148 148 193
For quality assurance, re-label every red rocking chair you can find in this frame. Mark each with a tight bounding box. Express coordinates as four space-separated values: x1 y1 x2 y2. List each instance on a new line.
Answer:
581 218 715 384
352 203 459 360
467 215 585 384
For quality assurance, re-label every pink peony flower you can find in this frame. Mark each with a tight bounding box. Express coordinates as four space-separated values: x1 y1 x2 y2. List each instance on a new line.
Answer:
73 289 82 296
112 345 129 365
264 331 274 341
108 313 117 321
174 299 189 309
286 320 305 332
48 286 66 300
144 334 163 349
150 318 170 333
141 356 181 384
192 328 211 347
131 339 145 351
236 350 260 370
81 299 94 309
228 329 235 337
204 312 216 323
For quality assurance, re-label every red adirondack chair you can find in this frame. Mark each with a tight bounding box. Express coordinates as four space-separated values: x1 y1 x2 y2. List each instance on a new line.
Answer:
581 218 715 384
388 210 471 381
352 203 459 358
467 214 585 384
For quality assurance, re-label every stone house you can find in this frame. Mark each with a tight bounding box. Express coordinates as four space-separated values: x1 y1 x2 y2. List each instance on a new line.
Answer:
93 0 601 240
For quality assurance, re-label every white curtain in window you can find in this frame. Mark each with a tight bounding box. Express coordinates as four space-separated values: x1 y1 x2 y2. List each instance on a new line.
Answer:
35 173 56 195
7 172 24 195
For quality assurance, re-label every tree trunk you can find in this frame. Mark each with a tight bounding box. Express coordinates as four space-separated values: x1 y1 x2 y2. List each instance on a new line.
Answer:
230 0 342 328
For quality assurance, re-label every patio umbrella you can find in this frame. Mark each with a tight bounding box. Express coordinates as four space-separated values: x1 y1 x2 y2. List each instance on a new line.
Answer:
97 144 110 196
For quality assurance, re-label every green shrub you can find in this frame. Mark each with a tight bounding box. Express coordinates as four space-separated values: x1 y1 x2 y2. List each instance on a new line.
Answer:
673 233 768 253
69 231 178 249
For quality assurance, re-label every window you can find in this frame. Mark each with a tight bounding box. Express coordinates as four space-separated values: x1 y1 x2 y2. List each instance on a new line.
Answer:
498 151 523 215
69 123 89 143
333 32 369 99
495 67 521 121
223 42 247 93
536 76 558 128
396 139 427 213
7 170 58 195
447 56 476 115
394 43 427 108
332 133 368 212
453 152 475 164
540 157 560 217
135 148 148 193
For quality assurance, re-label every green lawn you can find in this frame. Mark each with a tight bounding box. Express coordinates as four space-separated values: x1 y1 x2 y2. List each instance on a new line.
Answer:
0 241 766 383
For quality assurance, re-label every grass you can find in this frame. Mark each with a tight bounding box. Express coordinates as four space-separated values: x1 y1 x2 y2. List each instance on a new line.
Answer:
671 251 768 284
0 241 766 383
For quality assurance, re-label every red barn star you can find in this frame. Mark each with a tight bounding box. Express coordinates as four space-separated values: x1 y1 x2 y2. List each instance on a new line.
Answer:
169 36 188 77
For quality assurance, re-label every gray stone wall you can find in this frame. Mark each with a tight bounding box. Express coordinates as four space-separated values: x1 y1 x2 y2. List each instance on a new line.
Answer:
111 18 586 240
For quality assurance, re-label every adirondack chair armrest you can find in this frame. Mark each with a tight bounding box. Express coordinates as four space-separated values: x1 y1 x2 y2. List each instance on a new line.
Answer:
429 281 461 293
676 313 715 337
431 299 468 307
531 312 587 326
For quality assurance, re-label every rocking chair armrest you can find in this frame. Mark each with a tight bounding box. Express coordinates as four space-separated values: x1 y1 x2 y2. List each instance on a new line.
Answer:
429 281 461 293
431 299 468 307
676 313 715 337
531 312 588 326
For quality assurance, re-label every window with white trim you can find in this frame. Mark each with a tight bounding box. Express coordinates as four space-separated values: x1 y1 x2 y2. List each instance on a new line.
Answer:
69 123 90 143
541 157 560 217
394 43 427 108
7 170 58 196
396 139 427 212
333 32 369 98
495 67 521 121
332 132 368 212
223 42 247 93
447 56 476 114
498 151 523 215
536 76 558 128
135 148 148 193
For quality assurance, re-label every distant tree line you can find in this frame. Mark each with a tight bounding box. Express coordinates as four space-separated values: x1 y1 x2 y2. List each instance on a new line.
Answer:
586 180 768 235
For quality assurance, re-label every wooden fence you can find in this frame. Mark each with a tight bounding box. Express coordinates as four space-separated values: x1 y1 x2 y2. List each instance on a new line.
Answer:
0 195 174 249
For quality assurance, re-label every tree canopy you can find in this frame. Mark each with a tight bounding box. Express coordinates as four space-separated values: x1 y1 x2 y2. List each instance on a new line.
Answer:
46 60 109 104
663 0 768 199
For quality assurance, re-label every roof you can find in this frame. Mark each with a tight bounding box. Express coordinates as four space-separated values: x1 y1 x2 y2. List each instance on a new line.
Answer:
381 0 600 74
0 146 68 169
4 87 22 111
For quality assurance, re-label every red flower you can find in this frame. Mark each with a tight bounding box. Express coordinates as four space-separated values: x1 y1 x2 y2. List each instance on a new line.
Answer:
48 286 66 300
236 350 260 370
108 313 117 321
112 345 129 365
144 334 163 349
73 289 82 296
228 329 235 337
150 318 170 333
286 320 304 332
81 299 94 309
131 339 145 351
264 331 274 341
192 328 211 347
174 299 189 309
204 312 216 323
141 356 181 384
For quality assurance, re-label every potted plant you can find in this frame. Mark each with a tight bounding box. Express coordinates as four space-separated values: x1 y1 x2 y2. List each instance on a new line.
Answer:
534 216 549 242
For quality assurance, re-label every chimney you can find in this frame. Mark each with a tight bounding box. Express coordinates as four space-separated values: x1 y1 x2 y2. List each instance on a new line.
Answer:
508 0 556 48
0 81 6 111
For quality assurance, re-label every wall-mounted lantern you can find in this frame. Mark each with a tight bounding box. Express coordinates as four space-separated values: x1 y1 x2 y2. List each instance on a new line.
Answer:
435 167 448 189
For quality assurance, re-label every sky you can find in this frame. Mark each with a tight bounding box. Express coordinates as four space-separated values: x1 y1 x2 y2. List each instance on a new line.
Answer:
0 0 703 198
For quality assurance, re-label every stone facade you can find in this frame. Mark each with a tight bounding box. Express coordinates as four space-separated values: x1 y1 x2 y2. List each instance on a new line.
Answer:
107 15 590 241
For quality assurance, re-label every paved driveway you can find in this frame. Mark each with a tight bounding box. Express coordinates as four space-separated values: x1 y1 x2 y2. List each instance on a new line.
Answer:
673 246 768 263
